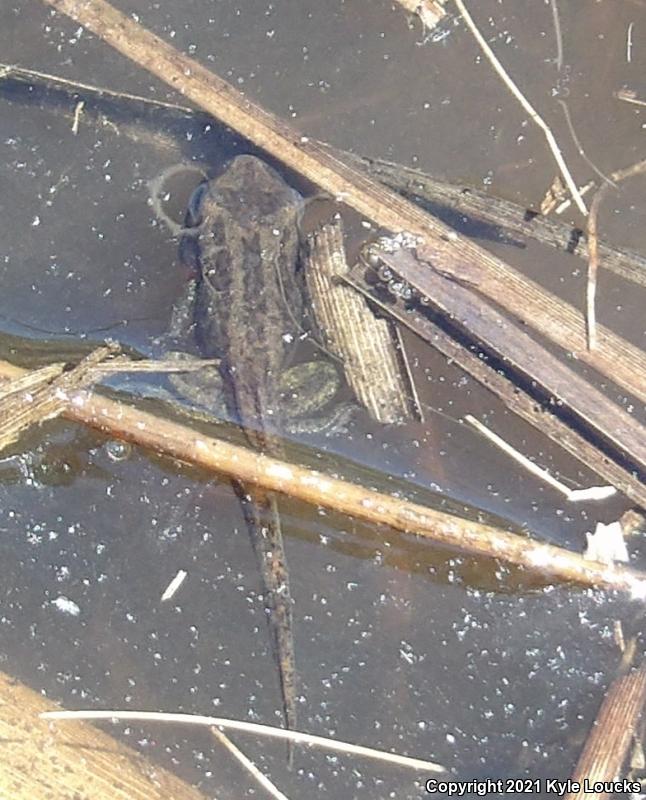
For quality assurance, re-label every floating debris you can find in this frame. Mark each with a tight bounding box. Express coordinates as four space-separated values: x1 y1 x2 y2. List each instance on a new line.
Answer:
161 569 188 602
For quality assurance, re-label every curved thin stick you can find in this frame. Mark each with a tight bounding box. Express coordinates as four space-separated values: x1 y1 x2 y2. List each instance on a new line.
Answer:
41 709 446 773
454 0 587 216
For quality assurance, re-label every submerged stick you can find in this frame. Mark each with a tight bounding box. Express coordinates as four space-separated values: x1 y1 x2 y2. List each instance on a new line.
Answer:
40 0 646 404
1 357 645 596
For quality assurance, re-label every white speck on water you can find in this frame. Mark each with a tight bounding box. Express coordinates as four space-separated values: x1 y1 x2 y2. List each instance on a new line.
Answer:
31 215 40 227
52 596 80 617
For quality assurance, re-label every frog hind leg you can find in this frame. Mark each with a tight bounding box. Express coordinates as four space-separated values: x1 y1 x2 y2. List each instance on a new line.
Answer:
166 354 228 418
286 401 356 436
280 361 357 436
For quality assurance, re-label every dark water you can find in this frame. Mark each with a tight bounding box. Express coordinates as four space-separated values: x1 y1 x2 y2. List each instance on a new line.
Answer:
1 2 645 798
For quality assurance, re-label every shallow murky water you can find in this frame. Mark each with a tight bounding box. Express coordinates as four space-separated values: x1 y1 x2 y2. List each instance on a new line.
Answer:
1 2 645 798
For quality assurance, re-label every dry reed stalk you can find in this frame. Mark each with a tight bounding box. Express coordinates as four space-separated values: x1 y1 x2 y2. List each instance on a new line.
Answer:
0 671 208 800
1 357 645 596
564 662 646 800
0 345 116 451
0 347 215 452
40 0 646 405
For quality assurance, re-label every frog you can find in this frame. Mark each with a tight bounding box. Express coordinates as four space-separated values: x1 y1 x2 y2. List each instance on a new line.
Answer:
162 154 349 761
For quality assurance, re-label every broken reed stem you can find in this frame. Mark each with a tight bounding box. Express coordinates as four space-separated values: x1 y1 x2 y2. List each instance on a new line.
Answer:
453 0 587 216
0 345 116 451
564 662 646 800
557 100 615 186
40 0 646 406
586 157 646 350
394 0 448 30
0 349 216 452
1 357 644 597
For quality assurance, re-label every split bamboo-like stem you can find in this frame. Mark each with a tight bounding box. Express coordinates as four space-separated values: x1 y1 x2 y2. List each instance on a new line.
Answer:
1 357 645 597
306 222 416 424
41 0 646 405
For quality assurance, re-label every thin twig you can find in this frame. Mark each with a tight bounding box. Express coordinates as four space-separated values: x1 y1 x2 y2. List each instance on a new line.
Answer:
454 0 587 215
586 187 607 350
586 157 646 350
550 0 564 71
615 88 646 107
40 709 446 773
465 415 616 502
557 100 616 186
0 62 196 115
210 726 290 800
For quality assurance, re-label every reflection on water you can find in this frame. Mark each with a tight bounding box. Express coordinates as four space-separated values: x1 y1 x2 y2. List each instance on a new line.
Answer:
1 1 645 796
